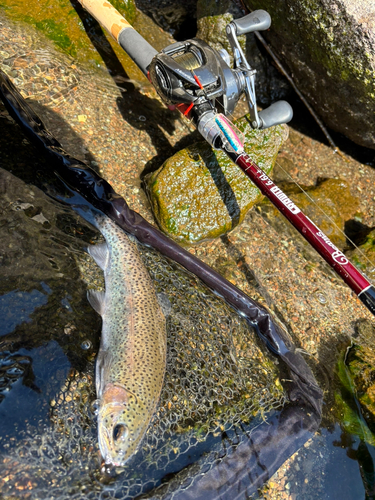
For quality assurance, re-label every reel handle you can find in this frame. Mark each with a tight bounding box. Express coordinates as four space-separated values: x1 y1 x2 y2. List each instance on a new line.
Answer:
232 10 271 35
257 101 293 129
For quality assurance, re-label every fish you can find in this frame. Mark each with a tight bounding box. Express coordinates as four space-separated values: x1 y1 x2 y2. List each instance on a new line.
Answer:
87 215 167 466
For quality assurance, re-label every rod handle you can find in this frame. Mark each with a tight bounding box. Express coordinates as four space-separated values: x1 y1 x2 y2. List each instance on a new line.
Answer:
77 0 157 76
77 0 132 41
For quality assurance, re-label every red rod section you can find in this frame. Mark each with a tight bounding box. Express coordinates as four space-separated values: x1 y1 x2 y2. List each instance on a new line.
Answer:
235 152 370 295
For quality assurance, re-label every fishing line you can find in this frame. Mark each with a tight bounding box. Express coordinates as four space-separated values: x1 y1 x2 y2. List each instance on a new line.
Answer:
272 158 375 272
212 97 375 278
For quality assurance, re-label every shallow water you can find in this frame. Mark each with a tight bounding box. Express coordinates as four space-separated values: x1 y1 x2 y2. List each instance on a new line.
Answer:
1 2 375 499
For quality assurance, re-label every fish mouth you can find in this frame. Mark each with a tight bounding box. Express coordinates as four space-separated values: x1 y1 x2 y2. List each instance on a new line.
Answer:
98 404 132 466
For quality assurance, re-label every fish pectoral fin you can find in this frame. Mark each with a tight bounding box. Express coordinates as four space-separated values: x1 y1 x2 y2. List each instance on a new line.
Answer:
96 349 112 397
88 242 109 270
87 290 106 316
157 292 172 317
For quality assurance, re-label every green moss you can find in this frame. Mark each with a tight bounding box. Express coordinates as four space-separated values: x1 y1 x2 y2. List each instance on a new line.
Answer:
165 216 178 234
146 119 288 245
34 18 75 54
244 0 375 96
0 0 137 70
335 356 375 446
347 229 375 276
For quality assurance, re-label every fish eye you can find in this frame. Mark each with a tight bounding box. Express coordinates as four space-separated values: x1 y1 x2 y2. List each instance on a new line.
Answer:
113 424 128 443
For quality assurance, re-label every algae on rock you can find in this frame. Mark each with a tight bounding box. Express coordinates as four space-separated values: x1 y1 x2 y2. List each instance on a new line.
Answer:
145 119 288 245
335 321 375 446
259 178 360 252
196 0 245 63
347 229 375 280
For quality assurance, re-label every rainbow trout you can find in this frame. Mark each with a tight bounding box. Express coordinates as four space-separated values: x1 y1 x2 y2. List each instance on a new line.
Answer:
87 215 166 466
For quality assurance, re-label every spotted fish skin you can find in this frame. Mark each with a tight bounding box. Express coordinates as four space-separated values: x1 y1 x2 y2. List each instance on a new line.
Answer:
87 215 166 466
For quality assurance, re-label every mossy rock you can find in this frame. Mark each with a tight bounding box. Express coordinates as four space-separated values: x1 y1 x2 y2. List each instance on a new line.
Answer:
335 321 375 441
347 229 375 278
0 0 173 83
146 119 288 245
288 178 360 251
243 0 375 149
0 0 136 60
196 0 246 60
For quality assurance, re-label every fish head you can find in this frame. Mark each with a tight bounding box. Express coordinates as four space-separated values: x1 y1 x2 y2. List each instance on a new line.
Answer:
97 384 148 466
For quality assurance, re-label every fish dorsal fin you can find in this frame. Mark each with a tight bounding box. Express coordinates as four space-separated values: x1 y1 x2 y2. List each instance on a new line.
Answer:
87 290 106 316
88 242 109 270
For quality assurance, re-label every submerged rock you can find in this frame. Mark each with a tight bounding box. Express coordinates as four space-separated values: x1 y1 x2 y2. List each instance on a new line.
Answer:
146 120 288 245
243 0 375 149
335 320 375 443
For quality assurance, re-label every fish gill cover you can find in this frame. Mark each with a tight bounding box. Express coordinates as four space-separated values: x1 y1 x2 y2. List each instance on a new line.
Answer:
0 68 322 499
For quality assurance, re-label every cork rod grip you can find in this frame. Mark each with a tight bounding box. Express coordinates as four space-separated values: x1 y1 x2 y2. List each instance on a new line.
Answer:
77 0 132 41
77 0 158 76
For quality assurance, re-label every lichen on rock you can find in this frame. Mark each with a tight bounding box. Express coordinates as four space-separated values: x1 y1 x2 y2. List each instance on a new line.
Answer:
243 0 375 149
145 119 288 245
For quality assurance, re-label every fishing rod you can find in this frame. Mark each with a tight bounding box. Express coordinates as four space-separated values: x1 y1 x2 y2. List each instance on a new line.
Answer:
77 0 375 318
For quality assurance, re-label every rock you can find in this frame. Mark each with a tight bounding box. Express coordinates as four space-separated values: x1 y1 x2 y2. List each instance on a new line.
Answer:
243 0 375 149
260 178 360 251
135 0 198 38
336 319 375 440
334 345 375 447
145 119 288 245
0 0 174 86
347 229 375 279
196 0 244 59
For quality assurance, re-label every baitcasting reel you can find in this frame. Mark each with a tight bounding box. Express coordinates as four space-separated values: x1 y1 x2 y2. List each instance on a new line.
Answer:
149 10 293 134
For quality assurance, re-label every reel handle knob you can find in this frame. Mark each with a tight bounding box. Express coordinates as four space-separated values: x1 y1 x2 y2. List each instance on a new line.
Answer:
232 10 271 35
256 100 293 129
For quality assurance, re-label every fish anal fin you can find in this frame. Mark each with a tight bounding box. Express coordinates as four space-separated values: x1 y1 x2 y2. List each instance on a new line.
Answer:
87 290 106 316
88 242 109 270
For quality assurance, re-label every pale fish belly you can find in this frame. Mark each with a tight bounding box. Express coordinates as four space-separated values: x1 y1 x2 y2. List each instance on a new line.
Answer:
87 215 166 466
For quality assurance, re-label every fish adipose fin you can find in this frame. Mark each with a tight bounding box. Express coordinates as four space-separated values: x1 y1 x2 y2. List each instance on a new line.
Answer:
87 290 106 316
88 242 109 270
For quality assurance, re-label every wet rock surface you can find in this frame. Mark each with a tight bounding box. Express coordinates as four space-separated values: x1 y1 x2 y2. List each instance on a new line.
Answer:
243 0 375 149
145 121 288 245
0 3 375 500
260 178 360 251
